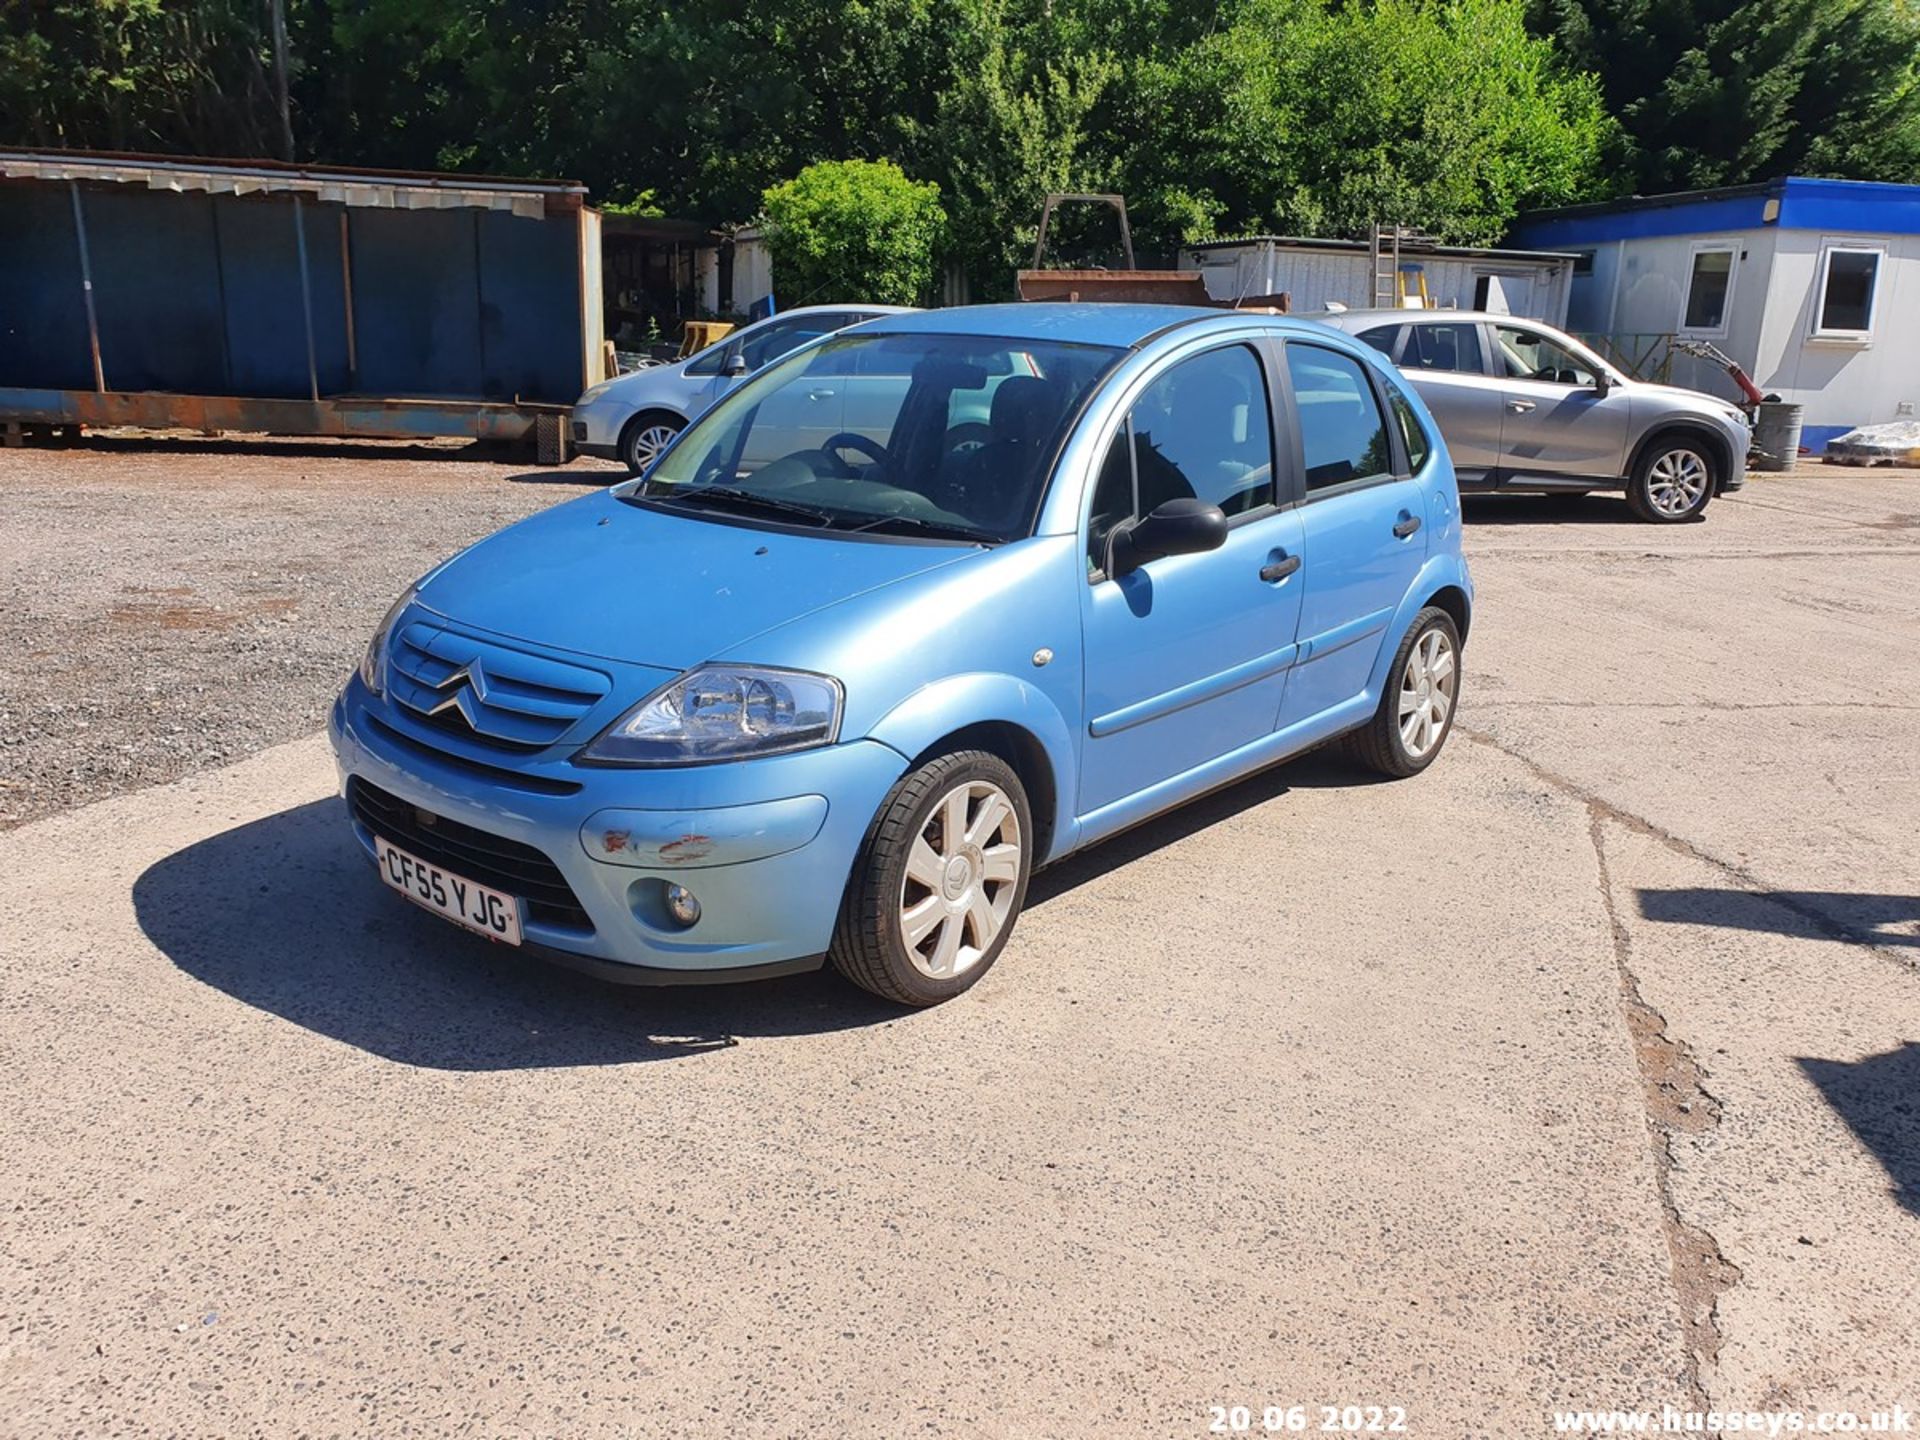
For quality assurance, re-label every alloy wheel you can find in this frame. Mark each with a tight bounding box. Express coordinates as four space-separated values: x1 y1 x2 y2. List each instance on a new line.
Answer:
627 421 680 472
898 780 1022 980
1398 627 1458 760
1645 447 1710 517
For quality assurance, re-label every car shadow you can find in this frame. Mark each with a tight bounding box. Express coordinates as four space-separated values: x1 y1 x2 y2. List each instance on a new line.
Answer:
1636 887 1920 950
131 796 904 1072
48 433 538 464
1797 1043 1920 1218
1029 748 1377 906
504 463 624 487
1461 494 1659 526
133 747 1382 1070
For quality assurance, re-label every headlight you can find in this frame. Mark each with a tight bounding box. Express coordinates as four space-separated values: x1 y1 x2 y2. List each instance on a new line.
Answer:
578 664 843 766
358 585 417 695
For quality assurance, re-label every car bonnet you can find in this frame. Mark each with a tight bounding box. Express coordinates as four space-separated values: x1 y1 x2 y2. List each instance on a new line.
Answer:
413 490 981 671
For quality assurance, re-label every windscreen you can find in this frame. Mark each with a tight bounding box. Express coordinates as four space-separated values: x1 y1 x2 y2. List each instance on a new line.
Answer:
623 332 1124 542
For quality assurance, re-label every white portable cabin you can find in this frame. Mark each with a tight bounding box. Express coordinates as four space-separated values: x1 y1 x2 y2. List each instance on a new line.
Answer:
1509 178 1920 453
1177 234 1576 326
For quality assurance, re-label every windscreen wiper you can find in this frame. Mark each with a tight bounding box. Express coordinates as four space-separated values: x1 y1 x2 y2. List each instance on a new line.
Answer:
846 513 999 544
647 485 838 528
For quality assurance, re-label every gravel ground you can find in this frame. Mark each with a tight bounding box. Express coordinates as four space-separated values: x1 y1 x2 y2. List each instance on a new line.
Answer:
0 436 618 828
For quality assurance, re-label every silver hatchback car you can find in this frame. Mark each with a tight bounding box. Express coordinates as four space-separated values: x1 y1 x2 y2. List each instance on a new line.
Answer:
571 304 915 473
1314 310 1750 522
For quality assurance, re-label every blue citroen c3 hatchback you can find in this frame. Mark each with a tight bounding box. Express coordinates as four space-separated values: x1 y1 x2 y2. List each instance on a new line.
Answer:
329 304 1472 1005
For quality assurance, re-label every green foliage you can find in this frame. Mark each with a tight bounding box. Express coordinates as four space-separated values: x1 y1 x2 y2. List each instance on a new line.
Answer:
760 160 947 305
2 0 1911 295
1533 0 1920 189
1124 0 1616 248
0 0 288 155
929 0 1119 296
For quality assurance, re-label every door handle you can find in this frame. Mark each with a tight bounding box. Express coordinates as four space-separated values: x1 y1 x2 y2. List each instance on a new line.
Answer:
1259 554 1301 583
1507 398 1537 413
1392 514 1422 539
806 388 837 400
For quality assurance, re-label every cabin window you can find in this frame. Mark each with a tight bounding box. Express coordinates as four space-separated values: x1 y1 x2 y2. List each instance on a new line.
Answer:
1680 243 1737 335
1812 245 1882 339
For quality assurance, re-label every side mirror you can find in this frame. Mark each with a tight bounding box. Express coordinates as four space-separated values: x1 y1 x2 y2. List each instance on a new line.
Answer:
1591 372 1613 398
724 351 749 378
1109 497 1230 576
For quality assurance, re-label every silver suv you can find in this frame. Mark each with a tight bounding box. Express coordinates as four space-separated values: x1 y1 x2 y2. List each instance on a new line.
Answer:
1314 310 1750 522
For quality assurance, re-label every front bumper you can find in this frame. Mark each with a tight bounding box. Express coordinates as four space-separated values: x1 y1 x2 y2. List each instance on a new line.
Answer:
569 393 628 453
329 680 909 982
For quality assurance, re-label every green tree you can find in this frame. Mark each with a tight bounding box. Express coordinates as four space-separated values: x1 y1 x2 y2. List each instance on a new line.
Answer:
760 159 947 305
0 0 288 155
926 0 1120 296
1532 0 1920 189
1119 0 1615 249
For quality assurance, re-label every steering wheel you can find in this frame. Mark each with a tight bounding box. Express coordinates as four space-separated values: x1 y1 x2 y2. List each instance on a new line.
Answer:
822 432 889 472
943 422 993 456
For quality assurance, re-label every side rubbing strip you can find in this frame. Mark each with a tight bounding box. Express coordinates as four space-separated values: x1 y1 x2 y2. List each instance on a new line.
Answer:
1090 641 1299 738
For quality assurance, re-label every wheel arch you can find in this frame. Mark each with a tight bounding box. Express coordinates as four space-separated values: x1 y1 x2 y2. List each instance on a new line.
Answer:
1423 584 1472 644
865 674 1078 865
1628 421 1735 494
616 406 689 460
1367 552 1474 702
904 722 1058 865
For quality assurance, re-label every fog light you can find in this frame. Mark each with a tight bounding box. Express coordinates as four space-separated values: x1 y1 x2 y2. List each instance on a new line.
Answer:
664 883 701 928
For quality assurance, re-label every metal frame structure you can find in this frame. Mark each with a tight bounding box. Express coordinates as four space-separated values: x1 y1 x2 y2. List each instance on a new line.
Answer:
0 150 602 451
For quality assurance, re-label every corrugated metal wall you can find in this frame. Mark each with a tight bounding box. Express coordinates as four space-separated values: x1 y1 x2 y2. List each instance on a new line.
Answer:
0 180 587 405
1183 241 1572 325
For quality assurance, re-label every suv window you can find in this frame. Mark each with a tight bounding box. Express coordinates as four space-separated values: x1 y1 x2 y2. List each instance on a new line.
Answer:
1086 345 1276 576
1493 324 1598 386
1285 345 1393 492
1401 322 1482 374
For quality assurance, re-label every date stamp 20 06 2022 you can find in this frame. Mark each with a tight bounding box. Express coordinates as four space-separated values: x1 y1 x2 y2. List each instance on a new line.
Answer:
1207 1404 1409 1434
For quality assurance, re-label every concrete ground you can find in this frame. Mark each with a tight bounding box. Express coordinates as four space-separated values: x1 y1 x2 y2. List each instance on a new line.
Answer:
1 446 1916 1437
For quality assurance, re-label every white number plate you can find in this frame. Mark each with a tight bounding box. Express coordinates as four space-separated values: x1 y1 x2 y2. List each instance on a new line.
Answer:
375 836 523 946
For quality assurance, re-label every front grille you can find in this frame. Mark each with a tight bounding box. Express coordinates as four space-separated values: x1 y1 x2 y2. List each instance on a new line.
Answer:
363 713 583 796
350 778 594 933
385 622 611 754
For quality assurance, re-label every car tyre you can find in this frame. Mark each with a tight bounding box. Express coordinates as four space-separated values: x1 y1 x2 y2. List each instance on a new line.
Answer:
1626 437 1715 523
830 750 1033 1006
1344 606 1462 779
619 410 684 475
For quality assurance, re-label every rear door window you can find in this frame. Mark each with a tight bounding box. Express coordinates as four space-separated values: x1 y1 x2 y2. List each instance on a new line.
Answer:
1400 323 1483 375
1284 345 1394 493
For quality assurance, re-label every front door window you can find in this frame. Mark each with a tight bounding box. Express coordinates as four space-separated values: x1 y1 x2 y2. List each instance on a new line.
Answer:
1086 344 1276 577
1492 325 1599 387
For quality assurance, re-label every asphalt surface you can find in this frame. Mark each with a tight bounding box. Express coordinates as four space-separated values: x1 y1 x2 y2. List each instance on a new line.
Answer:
1 447 1916 1437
